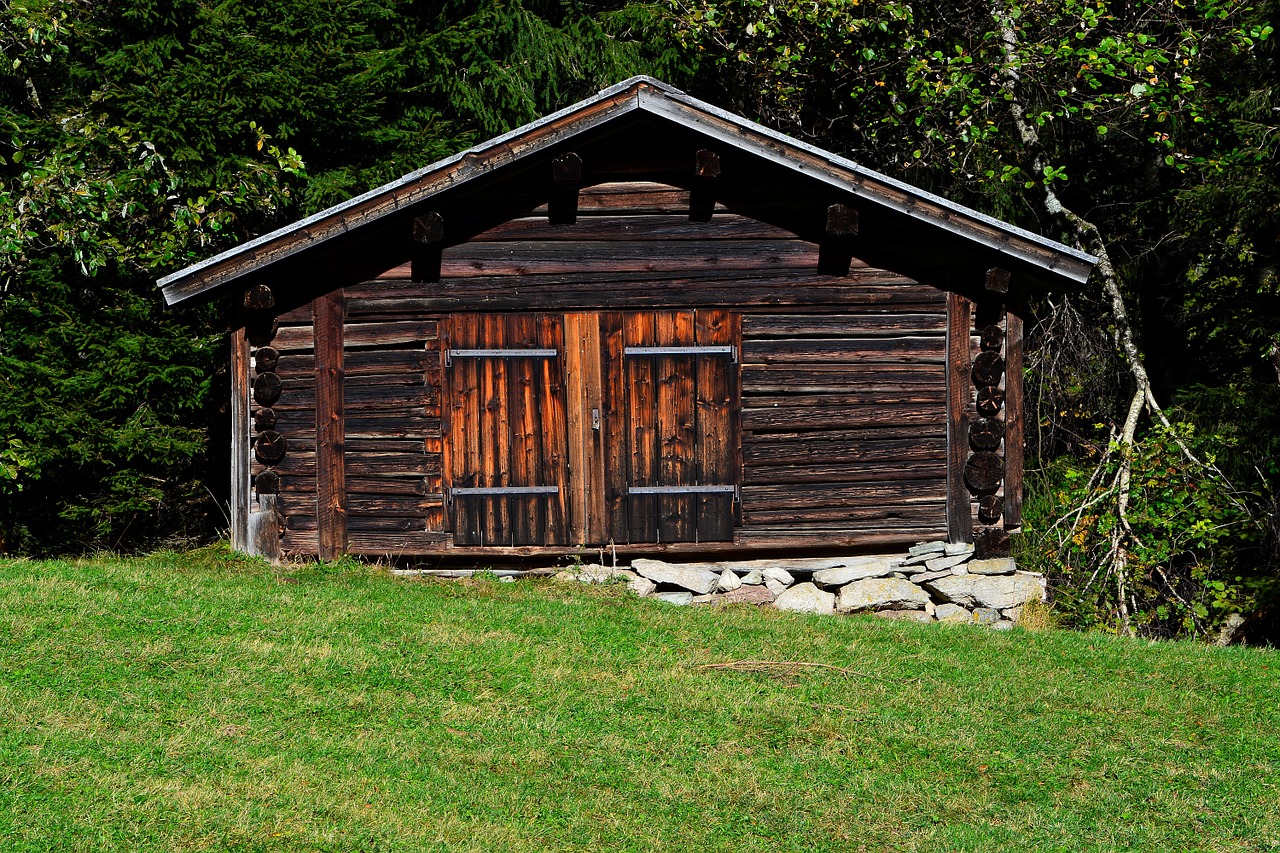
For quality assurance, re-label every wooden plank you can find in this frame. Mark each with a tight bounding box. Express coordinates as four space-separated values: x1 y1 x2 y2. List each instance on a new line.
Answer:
1004 304 1025 530
743 501 946 526
343 320 437 348
742 435 948 466
741 404 944 432
481 313 510 546
582 315 607 545
468 214 801 242
741 480 947 510
341 272 940 313
745 460 947 485
346 530 452 553
564 312 589 546
230 326 251 553
745 390 947 408
538 313 569 545
271 382 438 411
656 311 696 543
743 313 946 337
281 528 318 554
438 240 820 279
347 496 444 516
742 337 946 364
624 312 658 543
532 181 705 215
507 313 540 546
449 314 482 546
742 363 945 393
277 349 437 378
946 291 974 544
343 477 431 496
734 528 947 549
600 311 629 544
269 324 315 352
314 287 347 560
694 308 737 542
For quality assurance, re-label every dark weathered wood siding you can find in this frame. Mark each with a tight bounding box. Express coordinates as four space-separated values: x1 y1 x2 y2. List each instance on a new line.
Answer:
242 178 962 556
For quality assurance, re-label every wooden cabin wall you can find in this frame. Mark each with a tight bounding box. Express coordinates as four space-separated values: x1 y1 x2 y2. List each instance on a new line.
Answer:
279 178 951 554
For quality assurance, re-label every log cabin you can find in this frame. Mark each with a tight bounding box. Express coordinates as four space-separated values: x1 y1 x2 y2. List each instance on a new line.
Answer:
158 77 1096 562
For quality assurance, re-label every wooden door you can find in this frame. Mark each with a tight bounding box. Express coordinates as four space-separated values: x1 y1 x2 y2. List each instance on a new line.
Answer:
604 309 740 544
445 311 739 548
443 314 568 546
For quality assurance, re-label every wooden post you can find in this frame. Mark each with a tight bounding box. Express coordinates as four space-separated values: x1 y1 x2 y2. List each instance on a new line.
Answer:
946 291 974 544
1004 299 1025 530
229 325 251 551
314 288 347 560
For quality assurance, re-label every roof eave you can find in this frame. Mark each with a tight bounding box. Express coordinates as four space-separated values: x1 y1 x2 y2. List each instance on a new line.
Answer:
158 78 664 305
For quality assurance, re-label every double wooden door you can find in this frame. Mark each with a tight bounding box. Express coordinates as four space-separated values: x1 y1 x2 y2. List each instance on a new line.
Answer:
443 310 740 547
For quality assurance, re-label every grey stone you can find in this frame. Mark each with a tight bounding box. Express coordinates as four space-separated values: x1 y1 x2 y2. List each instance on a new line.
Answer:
555 565 637 584
923 572 1047 610
765 578 790 596
991 620 1016 632
874 609 934 623
900 552 937 567
935 603 970 623
740 570 765 585
811 556 901 587
498 575 516 583
836 578 931 612
1002 605 1023 623
907 568 954 585
892 572 908 580
924 552 973 572
971 607 1002 625
631 559 719 595
951 563 969 575
762 567 795 586
716 569 742 593
627 576 657 597
908 541 948 557
715 585 775 606
924 600 937 617
653 591 694 606
944 542 976 557
967 558 1017 576
773 582 836 615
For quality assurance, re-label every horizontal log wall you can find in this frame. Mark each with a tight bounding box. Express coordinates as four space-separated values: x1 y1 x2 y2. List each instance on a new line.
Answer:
260 179 954 555
739 289 950 542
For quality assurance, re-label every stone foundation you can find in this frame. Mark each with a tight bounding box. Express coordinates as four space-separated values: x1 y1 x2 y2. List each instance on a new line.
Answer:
399 540 1046 629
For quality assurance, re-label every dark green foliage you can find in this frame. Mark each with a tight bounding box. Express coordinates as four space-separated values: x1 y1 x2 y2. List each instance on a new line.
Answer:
0 0 681 554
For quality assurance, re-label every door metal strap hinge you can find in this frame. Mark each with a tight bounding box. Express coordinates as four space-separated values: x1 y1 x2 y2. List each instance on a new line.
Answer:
627 484 739 503
445 348 558 367
622 345 737 363
448 485 561 505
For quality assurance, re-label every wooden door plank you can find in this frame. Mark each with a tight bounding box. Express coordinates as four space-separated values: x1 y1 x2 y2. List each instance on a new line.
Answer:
624 312 658 543
599 311 629 544
538 313 569 544
481 313 511 546
946 291 974 544
450 314 483 546
582 315 607 545
314 288 347 560
694 309 738 542
507 313 541 546
564 312 589 546
656 310 696 543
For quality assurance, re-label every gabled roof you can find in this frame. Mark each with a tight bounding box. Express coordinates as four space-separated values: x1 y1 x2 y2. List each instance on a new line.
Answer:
158 76 1096 305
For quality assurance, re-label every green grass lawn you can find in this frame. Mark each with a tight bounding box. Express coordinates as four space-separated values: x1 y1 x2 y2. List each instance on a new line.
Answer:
0 548 1276 852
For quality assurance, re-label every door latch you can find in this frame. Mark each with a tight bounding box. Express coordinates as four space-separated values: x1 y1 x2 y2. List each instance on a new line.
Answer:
591 408 601 430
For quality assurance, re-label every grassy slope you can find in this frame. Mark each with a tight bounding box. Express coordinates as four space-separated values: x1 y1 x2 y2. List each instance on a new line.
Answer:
0 549 1276 852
